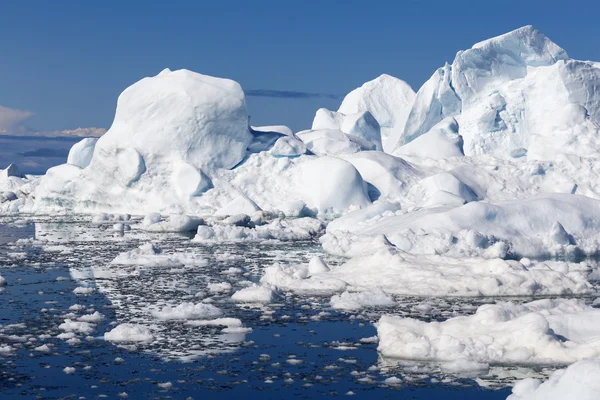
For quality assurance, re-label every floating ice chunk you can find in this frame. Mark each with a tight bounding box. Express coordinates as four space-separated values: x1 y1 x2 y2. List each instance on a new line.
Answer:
330 289 394 310
260 264 347 296
207 282 233 293
507 360 600 400
186 318 243 327
152 302 223 321
34 344 51 352
73 287 95 295
308 256 330 275
67 138 98 169
0 275 6 286
270 136 306 157
194 225 216 240
377 299 600 366
78 312 104 323
301 156 370 215
104 324 154 342
231 284 275 304
111 243 194 267
59 319 95 334
63 367 76 374
383 376 402 386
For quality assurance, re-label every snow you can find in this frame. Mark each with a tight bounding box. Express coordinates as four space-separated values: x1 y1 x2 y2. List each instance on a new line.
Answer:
393 26 600 162
270 135 306 157
377 299 600 366
231 284 275 304
152 302 223 321
297 129 375 156
0 163 23 179
192 217 324 242
393 117 463 160
312 108 382 151
300 156 371 215
104 324 154 342
34 68 252 215
251 125 293 136
507 360 600 400
270 247 593 297
337 74 415 152
214 195 261 217
67 138 98 168
59 319 95 334
207 282 232 293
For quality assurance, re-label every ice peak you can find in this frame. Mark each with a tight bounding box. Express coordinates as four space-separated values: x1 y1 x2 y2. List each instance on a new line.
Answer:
470 25 568 64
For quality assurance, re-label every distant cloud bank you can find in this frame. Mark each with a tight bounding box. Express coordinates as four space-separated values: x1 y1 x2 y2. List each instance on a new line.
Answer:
246 89 342 101
0 105 35 132
0 104 106 138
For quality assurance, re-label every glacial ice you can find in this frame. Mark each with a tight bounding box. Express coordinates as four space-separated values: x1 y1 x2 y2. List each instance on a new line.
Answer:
3 25 600 393
337 74 416 152
67 138 98 169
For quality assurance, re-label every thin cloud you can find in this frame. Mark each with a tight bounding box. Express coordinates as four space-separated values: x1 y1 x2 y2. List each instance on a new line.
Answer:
246 89 343 101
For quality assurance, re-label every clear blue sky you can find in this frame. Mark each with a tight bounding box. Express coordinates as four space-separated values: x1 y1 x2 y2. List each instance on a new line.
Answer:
1 0 600 132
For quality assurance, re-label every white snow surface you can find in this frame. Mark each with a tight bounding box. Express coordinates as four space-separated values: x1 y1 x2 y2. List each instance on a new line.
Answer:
33 68 253 215
261 248 593 297
377 299 600 366
392 25 600 162
507 360 600 400
67 138 98 168
337 74 416 152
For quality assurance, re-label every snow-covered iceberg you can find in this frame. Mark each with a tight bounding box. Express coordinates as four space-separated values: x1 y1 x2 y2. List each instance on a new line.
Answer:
390 26 600 161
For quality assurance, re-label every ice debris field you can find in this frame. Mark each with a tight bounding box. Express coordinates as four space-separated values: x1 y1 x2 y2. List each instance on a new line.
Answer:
2 26 600 398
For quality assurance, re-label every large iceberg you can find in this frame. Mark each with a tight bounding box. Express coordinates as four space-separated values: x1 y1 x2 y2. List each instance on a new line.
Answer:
390 26 600 161
33 69 253 214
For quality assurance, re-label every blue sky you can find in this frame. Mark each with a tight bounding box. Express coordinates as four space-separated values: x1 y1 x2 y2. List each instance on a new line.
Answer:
1 0 600 133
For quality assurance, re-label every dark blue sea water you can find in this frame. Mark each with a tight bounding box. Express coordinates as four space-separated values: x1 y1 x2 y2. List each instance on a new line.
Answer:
0 218 518 399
